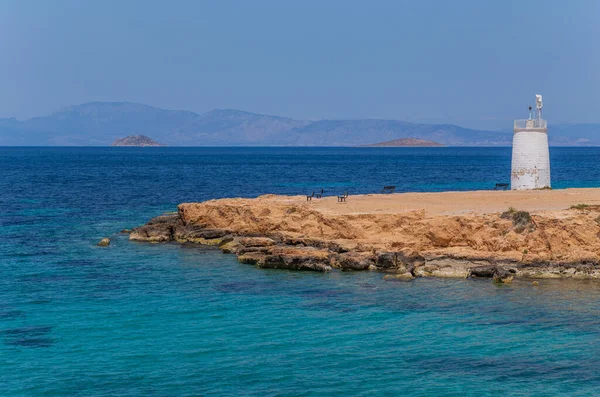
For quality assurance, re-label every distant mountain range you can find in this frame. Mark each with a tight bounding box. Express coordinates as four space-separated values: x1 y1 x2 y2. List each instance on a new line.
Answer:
1 101 599 146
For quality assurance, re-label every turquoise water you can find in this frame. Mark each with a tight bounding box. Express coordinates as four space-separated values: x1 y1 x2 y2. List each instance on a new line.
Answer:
3 147 600 396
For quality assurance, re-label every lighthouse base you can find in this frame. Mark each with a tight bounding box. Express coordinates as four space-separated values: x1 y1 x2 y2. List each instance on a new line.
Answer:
511 130 551 190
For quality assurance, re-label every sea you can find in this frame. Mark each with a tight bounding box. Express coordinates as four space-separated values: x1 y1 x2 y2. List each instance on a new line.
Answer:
2 146 600 396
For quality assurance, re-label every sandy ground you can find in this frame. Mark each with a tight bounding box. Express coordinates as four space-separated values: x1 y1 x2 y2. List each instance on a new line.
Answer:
271 188 600 216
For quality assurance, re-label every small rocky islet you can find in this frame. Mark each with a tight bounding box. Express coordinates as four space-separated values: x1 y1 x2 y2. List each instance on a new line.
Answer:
128 189 600 282
111 135 164 147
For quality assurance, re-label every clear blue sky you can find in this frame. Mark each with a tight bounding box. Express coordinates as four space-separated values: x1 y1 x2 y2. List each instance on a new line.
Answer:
0 0 598 129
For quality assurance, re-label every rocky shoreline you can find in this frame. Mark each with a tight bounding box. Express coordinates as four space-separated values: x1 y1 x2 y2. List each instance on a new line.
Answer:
128 191 600 281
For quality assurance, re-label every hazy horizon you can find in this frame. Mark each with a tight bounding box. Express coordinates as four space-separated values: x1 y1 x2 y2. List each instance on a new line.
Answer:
3 100 600 133
1 0 599 130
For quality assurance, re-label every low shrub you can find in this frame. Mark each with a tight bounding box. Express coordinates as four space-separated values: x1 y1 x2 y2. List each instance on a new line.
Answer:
500 208 533 232
570 204 590 210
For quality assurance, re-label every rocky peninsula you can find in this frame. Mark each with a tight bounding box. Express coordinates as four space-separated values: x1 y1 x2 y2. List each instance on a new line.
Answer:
130 188 600 280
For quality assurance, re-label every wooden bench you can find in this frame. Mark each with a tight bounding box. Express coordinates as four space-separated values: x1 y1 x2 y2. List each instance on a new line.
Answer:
316 189 324 198
381 186 396 194
494 183 509 191
307 191 314 201
337 191 348 202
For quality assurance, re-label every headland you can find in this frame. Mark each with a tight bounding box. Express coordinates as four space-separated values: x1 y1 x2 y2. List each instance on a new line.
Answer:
130 188 600 281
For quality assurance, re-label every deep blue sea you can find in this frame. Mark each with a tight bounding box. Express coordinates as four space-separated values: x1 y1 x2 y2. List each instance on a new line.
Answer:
3 147 600 396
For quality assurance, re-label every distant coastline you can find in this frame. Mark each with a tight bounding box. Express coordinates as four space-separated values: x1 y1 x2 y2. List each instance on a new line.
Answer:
362 138 445 147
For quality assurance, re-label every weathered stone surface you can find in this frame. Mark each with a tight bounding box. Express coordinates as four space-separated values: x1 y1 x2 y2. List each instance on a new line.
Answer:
258 255 332 272
469 265 500 278
237 252 265 265
236 237 276 247
235 246 273 255
335 252 376 271
130 214 180 242
514 261 600 279
236 245 332 272
176 226 230 241
396 248 425 273
413 259 472 278
469 264 515 283
280 236 345 252
97 237 110 247
376 252 396 269
219 239 243 254
255 246 332 272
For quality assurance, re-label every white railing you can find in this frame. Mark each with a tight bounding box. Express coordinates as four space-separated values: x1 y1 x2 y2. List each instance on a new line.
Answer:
514 119 547 130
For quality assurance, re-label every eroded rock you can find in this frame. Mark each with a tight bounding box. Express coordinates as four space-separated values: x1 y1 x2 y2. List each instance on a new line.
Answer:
335 252 376 271
469 265 500 278
469 264 515 283
130 214 180 242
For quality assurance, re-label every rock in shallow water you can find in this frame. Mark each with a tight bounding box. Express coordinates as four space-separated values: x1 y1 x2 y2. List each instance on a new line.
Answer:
129 214 180 242
469 264 516 283
335 252 376 271
469 265 498 278
97 238 110 247
491 267 515 283
383 273 415 281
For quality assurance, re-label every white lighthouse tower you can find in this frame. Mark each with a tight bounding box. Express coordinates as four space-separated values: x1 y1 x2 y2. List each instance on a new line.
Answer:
511 94 551 190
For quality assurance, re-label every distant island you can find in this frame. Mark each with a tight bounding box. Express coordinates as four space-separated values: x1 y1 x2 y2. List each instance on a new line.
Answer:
111 135 164 147
363 138 445 147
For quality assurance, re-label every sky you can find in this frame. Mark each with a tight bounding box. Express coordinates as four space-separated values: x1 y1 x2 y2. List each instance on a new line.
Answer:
0 0 598 130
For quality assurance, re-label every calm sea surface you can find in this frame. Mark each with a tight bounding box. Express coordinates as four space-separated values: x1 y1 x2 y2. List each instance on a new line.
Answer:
2 147 600 396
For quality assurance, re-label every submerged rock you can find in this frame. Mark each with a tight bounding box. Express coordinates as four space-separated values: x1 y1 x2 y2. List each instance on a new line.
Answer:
383 273 414 281
493 272 514 284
